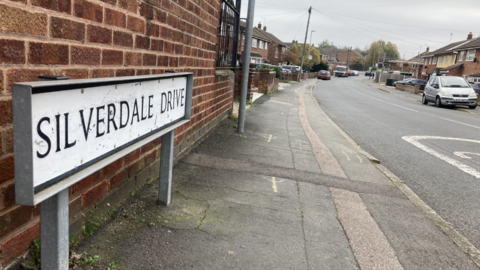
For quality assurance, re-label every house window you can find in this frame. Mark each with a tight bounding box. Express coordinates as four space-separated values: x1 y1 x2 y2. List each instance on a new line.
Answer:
252 38 257 48
433 57 437 64
265 42 268 50
429 58 432 65
259 40 264 49
466 50 476 61
439 56 444 64
459 51 465 61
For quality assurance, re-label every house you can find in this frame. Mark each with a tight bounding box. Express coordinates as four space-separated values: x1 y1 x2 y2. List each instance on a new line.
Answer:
421 32 475 79
336 48 364 64
238 21 272 64
449 35 480 82
255 24 289 65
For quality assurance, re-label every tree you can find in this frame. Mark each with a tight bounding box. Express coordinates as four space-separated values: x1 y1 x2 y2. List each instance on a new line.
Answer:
365 40 400 69
319 39 336 49
311 61 329 72
283 49 298 65
289 43 321 71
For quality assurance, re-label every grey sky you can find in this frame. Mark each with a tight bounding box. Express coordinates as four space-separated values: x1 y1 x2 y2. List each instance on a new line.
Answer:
241 0 480 60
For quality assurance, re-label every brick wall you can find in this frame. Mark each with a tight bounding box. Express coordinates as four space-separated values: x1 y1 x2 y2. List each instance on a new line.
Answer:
0 0 235 267
460 50 480 77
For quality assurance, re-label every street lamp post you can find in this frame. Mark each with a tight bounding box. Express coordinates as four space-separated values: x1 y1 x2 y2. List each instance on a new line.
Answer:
306 30 316 72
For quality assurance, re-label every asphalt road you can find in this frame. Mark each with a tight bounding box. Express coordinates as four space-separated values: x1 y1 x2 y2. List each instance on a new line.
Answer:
313 75 480 250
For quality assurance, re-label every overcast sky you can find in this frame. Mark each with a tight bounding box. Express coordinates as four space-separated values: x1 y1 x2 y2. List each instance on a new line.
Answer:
240 0 480 60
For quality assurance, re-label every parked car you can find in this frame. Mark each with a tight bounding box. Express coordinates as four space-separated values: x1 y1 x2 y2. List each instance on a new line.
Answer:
335 65 348 77
423 76 477 109
282 65 301 73
472 82 480 94
318 70 331 80
365 71 372 76
394 78 416 87
278 66 291 74
350 70 359 76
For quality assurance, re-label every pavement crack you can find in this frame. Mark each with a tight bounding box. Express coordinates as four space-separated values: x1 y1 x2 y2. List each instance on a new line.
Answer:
197 201 211 230
296 179 311 270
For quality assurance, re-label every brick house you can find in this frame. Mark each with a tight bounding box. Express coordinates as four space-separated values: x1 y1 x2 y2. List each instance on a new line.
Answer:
238 21 271 64
421 33 475 79
449 37 480 82
336 48 364 65
0 0 240 267
255 24 288 65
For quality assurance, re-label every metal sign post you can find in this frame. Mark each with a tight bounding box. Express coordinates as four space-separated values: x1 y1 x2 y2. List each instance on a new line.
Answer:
12 73 193 269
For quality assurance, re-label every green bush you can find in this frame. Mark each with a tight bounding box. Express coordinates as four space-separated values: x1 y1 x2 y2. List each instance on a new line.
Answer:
271 66 281 78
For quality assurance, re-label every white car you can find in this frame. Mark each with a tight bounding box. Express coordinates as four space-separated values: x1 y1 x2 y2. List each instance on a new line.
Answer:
423 76 477 109
350 70 359 76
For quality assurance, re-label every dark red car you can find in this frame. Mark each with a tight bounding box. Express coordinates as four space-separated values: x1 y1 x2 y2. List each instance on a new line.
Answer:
318 70 331 80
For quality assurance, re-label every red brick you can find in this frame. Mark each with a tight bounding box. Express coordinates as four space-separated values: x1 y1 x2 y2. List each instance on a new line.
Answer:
99 0 115 5
87 25 112 45
127 15 145 33
116 69 135 77
69 170 101 196
127 159 144 177
69 195 81 220
109 170 124 191
118 0 137 13
0 221 39 264
160 27 173 40
32 0 71 14
101 158 123 178
4 127 13 154
0 99 12 126
50 17 85 42
158 55 168 66
0 70 3 93
144 150 156 165
167 14 178 28
82 180 108 209
113 31 133 48
102 49 123 65
28 42 68 65
6 69 49 92
71 46 101 65
91 69 115 78
0 180 15 210
164 41 174 53
155 9 167 24
105 8 126 28
0 4 47 36
151 39 164 52
125 148 141 164
125 52 142 66
146 22 159 36
135 35 150 50
174 44 184 55
169 57 178 67
136 69 150 75
0 205 32 238
0 40 25 64
143 53 156 66
74 0 103 23
140 2 154 20
56 68 88 79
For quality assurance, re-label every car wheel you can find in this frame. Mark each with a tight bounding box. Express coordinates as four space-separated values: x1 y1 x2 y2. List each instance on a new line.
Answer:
435 96 442 107
422 95 428 105
469 104 477 109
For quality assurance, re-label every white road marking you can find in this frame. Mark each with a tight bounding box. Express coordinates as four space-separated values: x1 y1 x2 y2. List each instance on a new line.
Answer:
356 155 363 163
403 136 480 178
267 134 272 143
370 97 418 112
342 151 350 161
454 152 480 160
438 117 480 130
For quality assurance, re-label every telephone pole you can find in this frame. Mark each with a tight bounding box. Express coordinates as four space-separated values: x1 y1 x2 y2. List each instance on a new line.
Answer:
298 6 312 82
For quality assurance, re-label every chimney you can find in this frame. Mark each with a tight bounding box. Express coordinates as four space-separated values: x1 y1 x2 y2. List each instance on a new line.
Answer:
426 47 429 52
468 32 473 40
263 26 267 31
258 22 262 29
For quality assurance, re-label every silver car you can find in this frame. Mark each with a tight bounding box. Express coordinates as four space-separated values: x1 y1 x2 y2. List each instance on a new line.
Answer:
423 76 477 109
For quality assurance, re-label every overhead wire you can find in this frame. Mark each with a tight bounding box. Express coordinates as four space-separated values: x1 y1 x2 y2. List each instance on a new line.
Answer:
318 10 448 45
324 0 450 10
279 10 308 40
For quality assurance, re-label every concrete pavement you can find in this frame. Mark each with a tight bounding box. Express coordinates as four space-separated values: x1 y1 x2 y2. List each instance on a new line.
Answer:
72 79 479 269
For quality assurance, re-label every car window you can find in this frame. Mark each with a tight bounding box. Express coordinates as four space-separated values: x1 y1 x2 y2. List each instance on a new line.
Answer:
432 77 438 85
440 77 470 88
